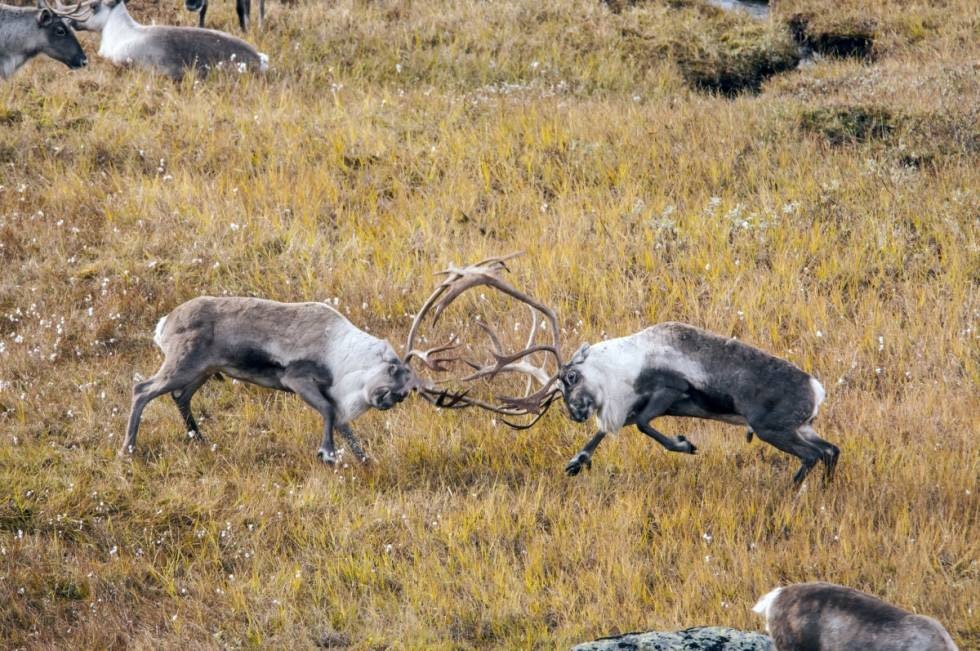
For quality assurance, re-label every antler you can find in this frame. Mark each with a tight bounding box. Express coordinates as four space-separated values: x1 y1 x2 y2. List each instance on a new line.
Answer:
404 253 564 428
38 0 97 19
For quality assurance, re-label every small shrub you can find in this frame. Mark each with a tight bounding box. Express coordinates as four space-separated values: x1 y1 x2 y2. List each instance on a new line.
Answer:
799 105 896 144
787 13 876 59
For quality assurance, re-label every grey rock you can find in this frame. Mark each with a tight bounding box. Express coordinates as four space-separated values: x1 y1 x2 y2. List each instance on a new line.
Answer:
571 626 774 651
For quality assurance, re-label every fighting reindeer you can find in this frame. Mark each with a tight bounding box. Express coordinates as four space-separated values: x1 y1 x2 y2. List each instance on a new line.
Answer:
69 0 268 81
123 296 460 464
0 0 87 80
409 254 839 484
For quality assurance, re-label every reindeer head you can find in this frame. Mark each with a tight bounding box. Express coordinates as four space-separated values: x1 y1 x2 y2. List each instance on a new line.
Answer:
34 1 88 69
558 344 600 422
364 353 414 411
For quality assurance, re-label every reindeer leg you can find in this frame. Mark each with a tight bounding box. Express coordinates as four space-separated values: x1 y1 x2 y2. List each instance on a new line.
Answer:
337 424 369 464
171 375 210 443
751 426 824 485
237 0 250 31
198 0 207 27
799 423 840 480
637 421 697 454
281 376 337 464
123 363 207 454
633 387 696 454
565 431 606 476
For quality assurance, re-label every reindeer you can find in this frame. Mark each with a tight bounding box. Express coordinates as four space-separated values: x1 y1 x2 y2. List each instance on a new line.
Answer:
123 296 460 464
0 0 87 80
753 582 959 650
553 323 838 483
186 0 262 33
407 255 839 484
69 0 268 81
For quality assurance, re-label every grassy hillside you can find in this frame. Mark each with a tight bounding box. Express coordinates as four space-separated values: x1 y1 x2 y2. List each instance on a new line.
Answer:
1 0 977 647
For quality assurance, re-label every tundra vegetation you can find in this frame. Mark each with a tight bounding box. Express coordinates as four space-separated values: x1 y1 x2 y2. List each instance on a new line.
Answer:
0 0 977 648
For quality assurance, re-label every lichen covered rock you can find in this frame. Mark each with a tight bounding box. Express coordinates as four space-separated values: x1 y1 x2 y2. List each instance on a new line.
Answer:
571 626 774 651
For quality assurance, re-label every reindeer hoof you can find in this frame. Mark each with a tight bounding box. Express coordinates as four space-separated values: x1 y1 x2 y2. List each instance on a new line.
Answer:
677 436 697 454
317 449 337 465
565 453 591 476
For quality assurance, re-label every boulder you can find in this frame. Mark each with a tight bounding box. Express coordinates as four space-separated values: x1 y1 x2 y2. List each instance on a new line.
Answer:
571 626 774 651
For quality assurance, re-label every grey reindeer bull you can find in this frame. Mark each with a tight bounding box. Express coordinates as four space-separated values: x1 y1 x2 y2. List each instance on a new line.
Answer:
123 296 462 464
0 0 87 80
407 255 839 484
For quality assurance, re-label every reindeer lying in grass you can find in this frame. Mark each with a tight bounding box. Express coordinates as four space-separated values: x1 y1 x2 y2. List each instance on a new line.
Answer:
124 296 459 464
408 255 839 484
69 0 268 80
754 582 959 650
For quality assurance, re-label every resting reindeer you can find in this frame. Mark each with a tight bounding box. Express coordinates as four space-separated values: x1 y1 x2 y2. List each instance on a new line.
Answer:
0 0 87 80
753 582 959 650
69 0 268 81
408 255 838 484
124 296 459 463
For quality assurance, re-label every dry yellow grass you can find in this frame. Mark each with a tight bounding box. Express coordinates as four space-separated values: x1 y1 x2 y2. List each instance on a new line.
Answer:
0 0 977 648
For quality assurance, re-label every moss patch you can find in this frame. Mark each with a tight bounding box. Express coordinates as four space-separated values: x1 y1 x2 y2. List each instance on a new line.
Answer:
623 4 801 95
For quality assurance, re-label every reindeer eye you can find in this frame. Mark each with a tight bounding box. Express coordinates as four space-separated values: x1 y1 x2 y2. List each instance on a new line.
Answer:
55 25 67 35
387 364 399 377
565 370 579 386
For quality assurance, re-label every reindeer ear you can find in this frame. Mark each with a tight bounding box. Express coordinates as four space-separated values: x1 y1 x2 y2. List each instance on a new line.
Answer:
36 8 53 26
570 343 590 364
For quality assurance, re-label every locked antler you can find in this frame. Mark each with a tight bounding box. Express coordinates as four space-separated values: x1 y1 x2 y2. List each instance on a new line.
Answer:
38 0 97 20
404 253 563 428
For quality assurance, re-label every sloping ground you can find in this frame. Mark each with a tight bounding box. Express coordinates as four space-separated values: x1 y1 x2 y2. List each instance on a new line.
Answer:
0 0 977 648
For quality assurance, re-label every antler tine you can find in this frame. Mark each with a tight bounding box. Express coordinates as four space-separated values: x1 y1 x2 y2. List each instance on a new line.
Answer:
405 252 526 359
39 0 96 19
405 336 460 373
522 307 544 397
499 390 561 430
459 326 555 385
